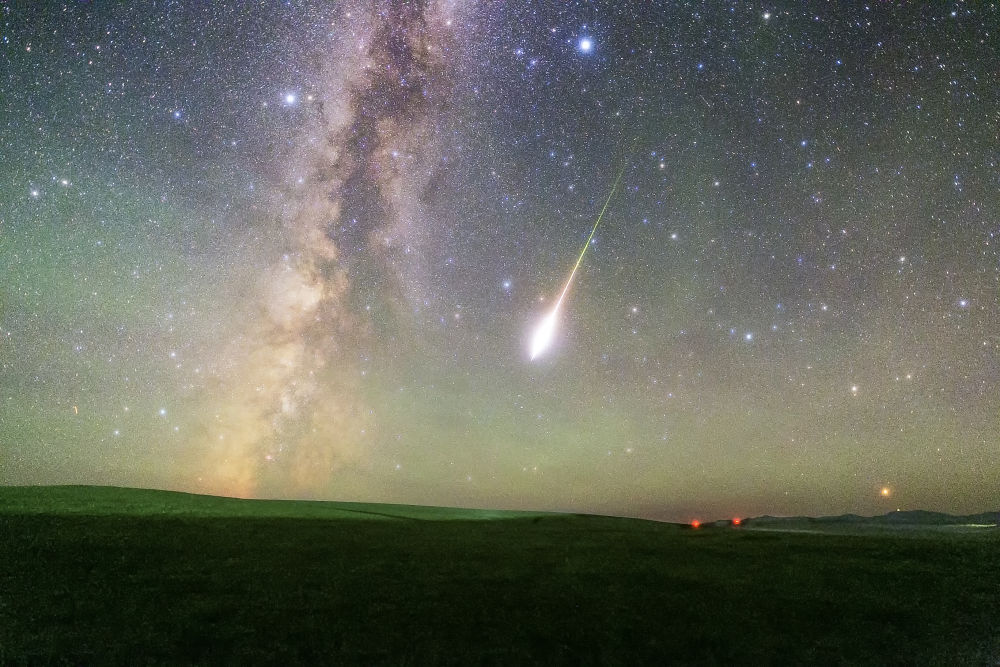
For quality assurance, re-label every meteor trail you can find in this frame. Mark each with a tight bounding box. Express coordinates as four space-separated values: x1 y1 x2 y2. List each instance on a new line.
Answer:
529 157 629 360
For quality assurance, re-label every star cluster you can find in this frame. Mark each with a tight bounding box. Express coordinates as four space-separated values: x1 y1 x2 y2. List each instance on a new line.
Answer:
1 1 997 520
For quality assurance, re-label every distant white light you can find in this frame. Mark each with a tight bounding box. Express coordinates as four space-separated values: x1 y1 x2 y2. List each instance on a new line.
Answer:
578 37 593 52
763 12 771 20
744 332 753 341
158 408 167 416
285 93 297 105
958 299 968 308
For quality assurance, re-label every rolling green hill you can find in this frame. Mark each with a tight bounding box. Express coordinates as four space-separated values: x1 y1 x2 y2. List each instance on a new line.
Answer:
2 485 998 664
0 484 559 521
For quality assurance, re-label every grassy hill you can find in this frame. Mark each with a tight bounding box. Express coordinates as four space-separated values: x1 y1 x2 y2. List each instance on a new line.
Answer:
2 485 998 664
0 484 558 521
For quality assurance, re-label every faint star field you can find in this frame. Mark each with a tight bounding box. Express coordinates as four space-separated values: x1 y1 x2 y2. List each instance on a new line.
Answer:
0 1 997 521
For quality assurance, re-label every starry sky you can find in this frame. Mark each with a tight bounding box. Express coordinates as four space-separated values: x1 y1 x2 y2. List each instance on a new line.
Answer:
2 1 998 521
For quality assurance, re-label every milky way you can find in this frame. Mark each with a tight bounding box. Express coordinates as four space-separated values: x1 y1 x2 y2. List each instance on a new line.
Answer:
1 2 997 520
187 0 472 498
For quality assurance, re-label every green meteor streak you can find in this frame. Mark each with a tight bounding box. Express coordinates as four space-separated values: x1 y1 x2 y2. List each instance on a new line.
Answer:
529 156 630 360
554 160 628 310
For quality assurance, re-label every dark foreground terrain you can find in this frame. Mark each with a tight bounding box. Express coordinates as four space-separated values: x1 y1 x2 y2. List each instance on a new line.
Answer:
2 486 998 664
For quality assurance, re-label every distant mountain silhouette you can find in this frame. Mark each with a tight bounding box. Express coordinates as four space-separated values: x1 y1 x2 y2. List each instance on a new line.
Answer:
749 510 998 527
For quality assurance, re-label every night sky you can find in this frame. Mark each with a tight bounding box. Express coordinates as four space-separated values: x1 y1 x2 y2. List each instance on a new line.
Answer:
2 1 998 521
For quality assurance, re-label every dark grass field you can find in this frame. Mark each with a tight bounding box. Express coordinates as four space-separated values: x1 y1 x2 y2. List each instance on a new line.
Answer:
2 487 998 664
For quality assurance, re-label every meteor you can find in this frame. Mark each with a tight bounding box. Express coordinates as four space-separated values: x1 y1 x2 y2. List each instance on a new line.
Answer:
529 158 629 360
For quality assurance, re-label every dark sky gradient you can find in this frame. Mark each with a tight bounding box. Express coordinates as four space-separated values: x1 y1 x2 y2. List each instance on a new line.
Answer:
2 1 997 521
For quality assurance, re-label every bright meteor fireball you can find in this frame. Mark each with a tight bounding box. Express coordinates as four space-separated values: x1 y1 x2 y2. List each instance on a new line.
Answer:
528 157 630 360
529 309 559 360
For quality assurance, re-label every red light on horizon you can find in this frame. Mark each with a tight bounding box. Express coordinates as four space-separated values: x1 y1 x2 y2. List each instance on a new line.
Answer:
732 517 741 526
691 520 700 528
